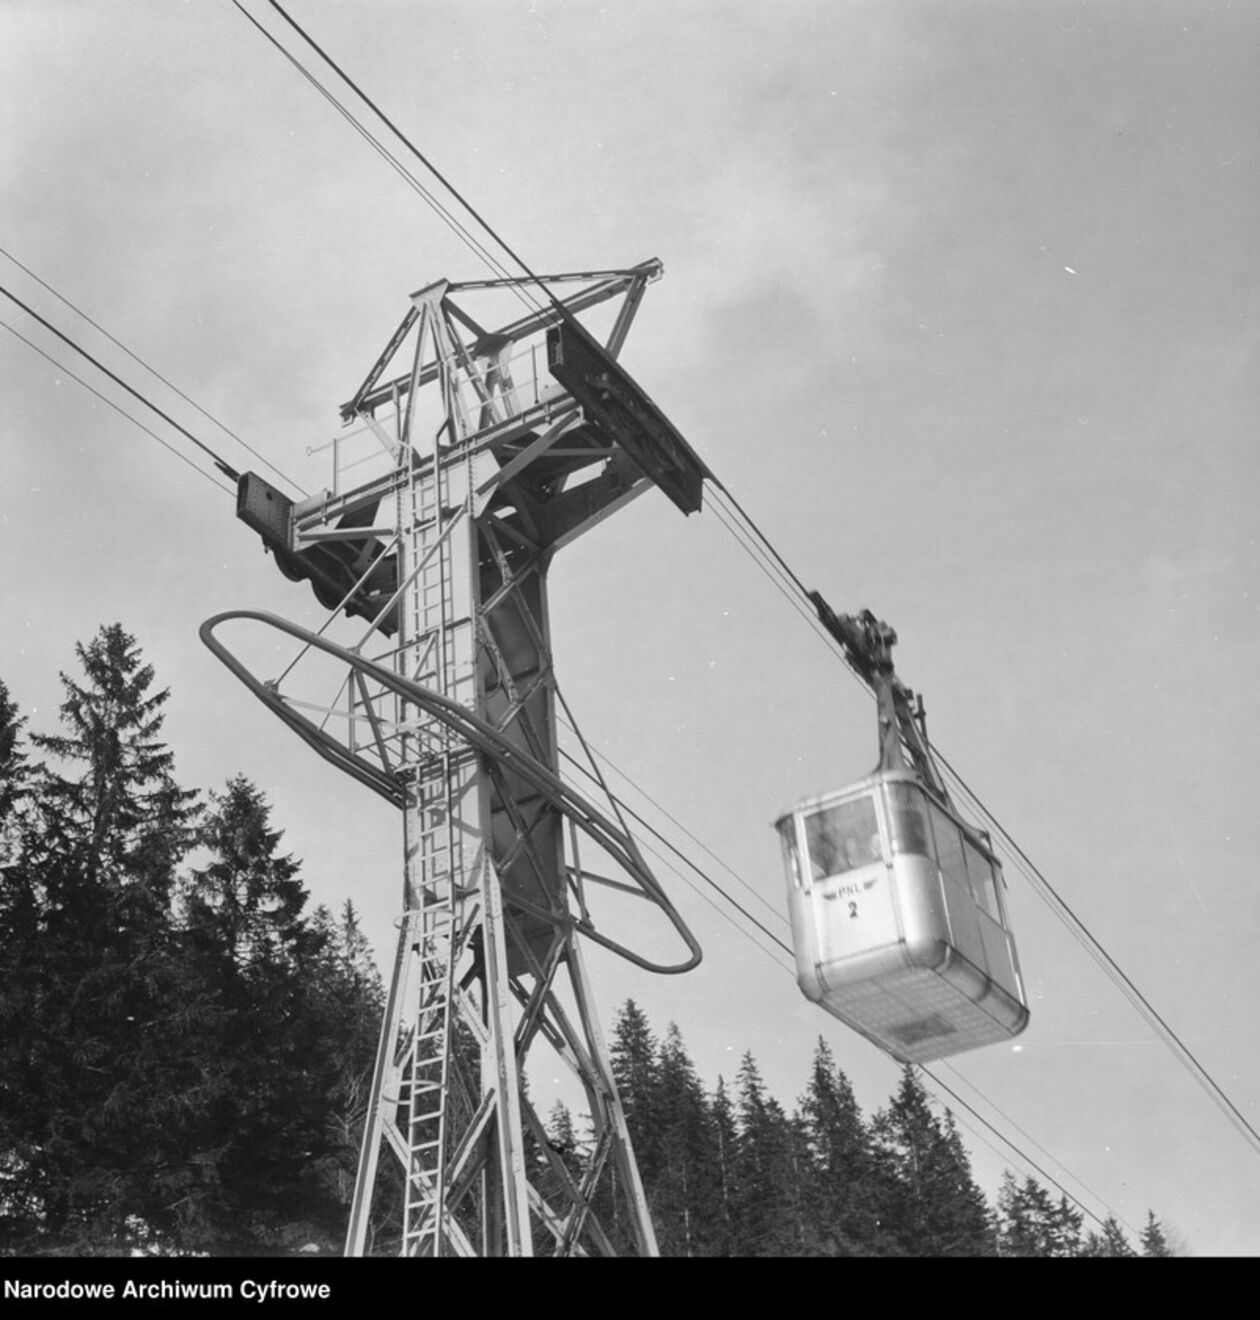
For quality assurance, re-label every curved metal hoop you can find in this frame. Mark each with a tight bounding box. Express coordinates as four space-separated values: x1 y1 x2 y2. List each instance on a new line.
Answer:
200 609 702 975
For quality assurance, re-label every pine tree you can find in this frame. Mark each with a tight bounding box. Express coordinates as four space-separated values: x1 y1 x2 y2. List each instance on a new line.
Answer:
996 1172 1038 1257
1140 1210 1173 1257
538 1099 583 1241
0 633 392 1255
870 1066 993 1256
280 898 384 1254
652 1023 722 1256
183 776 310 970
1049 1193 1085 1257
546 1099 580 1158
729 1053 808 1255
608 999 660 1174
708 1076 738 1256
305 900 384 1217
995 1174 1082 1257
31 625 200 904
0 626 201 1252
1081 1214 1138 1257
0 679 28 857
798 1038 886 1255
174 777 351 1253
0 680 37 1243
591 999 661 1253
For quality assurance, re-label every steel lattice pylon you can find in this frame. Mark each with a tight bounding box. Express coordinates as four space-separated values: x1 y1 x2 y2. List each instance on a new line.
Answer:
207 263 709 1255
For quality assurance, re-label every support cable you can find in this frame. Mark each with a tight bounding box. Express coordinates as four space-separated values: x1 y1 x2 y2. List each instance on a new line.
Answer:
557 716 788 929
0 245 303 496
261 0 565 320
707 487 868 698
558 747 794 958
936 749 1260 1159
919 1062 1129 1239
228 1 537 318
623 814 796 975
553 682 659 901
1 318 233 497
706 475 813 600
707 483 868 693
936 1058 1137 1237
0 284 241 483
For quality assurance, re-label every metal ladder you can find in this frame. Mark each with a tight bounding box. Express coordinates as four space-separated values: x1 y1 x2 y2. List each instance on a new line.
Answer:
395 437 465 1256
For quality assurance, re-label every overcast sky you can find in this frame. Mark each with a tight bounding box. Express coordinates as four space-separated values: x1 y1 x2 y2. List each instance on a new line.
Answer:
3 0 1257 1255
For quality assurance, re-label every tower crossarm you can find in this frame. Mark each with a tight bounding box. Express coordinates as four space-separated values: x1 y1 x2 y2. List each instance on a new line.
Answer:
340 260 664 423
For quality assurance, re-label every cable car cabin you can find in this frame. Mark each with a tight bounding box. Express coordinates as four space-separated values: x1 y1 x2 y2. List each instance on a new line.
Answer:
776 768 1029 1064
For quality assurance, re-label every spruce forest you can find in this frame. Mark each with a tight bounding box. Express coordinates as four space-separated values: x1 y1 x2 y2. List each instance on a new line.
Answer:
0 625 1174 1257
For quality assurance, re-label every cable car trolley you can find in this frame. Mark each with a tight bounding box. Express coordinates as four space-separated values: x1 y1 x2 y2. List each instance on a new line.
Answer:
775 595 1029 1064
